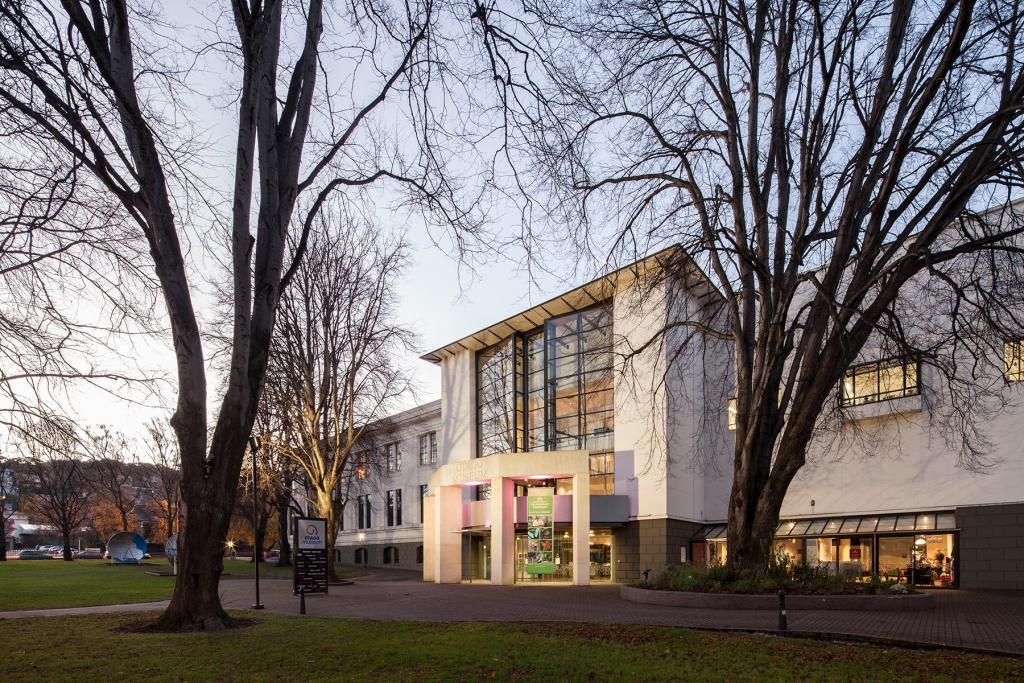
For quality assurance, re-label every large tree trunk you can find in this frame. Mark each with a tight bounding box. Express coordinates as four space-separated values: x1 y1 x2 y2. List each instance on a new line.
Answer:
275 495 291 567
151 496 235 630
62 532 72 562
726 399 817 572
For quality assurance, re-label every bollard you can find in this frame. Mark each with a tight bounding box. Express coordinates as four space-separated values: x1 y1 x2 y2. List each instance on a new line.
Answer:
299 589 306 615
777 590 787 631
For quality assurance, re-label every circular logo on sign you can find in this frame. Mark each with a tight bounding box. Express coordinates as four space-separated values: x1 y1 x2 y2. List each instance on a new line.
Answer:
305 524 317 535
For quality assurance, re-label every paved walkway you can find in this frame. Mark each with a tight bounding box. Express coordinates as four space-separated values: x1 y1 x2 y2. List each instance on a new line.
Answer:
2 571 1020 656
217 570 1024 656
0 600 169 619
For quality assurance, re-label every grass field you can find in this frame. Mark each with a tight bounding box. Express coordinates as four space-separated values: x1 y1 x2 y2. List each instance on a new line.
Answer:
0 559 364 611
1 612 1021 681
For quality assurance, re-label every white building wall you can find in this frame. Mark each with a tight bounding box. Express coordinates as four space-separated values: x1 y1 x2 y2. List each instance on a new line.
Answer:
440 349 476 466
335 401 442 552
782 373 1024 518
663 275 732 523
613 281 669 519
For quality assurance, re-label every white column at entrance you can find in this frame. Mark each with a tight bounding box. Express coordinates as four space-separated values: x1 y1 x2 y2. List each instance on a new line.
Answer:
434 485 462 583
489 477 515 585
572 472 590 586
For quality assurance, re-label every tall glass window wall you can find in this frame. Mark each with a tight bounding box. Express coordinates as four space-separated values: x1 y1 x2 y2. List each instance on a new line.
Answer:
476 303 615 495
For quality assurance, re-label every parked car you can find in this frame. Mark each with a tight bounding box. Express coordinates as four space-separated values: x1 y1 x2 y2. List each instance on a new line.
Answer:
76 548 103 560
18 549 53 560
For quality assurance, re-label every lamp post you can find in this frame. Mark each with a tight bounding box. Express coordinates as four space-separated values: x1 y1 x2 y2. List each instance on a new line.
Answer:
249 438 264 610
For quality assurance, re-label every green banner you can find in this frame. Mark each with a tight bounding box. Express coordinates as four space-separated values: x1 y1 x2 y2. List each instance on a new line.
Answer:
526 488 555 574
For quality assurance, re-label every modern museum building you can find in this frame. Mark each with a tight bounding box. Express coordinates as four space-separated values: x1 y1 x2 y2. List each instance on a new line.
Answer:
335 248 1024 590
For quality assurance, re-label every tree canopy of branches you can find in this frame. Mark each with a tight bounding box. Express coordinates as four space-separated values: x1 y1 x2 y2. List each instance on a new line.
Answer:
22 420 92 560
265 222 412 579
475 0 1024 569
0 0 486 628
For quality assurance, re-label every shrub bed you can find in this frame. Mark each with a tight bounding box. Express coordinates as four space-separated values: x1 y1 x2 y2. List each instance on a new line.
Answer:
643 561 913 596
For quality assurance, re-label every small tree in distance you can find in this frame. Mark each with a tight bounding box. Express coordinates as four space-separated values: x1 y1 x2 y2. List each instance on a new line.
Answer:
23 421 92 561
143 418 182 542
84 426 139 535
0 454 17 560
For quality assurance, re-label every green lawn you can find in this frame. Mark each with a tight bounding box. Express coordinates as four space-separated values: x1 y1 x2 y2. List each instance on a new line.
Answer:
0 559 364 611
1 612 1021 681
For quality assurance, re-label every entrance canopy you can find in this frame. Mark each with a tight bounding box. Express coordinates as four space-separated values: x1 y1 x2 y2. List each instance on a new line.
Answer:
423 450 591 586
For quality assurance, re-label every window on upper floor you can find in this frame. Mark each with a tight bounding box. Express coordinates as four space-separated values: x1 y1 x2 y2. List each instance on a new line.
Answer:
354 451 370 480
477 336 520 458
474 303 615 496
384 442 401 473
841 358 919 407
1005 340 1024 382
386 488 402 527
357 494 372 529
419 432 438 465
727 398 737 431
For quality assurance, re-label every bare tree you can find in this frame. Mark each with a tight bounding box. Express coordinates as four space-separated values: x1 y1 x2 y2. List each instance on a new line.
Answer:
474 0 1024 569
266 222 412 580
0 453 17 560
143 418 181 541
248 401 302 567
22 420 92 561
84 425 139 535
0 0 486 628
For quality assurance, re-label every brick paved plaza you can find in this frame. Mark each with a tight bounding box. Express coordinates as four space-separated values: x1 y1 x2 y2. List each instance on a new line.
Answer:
215 569 1024 656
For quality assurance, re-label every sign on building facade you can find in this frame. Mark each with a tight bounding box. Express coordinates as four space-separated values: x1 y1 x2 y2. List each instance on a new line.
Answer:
526 488 554 575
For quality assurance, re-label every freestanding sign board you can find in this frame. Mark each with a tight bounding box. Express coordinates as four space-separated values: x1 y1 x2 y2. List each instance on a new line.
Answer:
526 488 555 575
293 517 329 595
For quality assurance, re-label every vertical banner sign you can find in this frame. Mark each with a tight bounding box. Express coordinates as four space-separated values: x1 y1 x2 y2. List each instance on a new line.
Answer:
293 517 329 595
526 487 555 575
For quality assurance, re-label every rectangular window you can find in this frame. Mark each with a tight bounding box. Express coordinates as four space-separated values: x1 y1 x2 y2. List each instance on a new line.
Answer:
355 451 369 480
419 432 438 465
1005 340 1024 381
545 304 615 495
386 489 402 527
727 398 737 431
477 337 521 458
419 484 428 523
385 443 401 473
357 494 372 529
841 358 919 407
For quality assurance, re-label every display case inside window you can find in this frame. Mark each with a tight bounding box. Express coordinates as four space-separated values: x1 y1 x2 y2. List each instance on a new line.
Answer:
772 538 804 566
841 358 919 407
1005 339 1024 381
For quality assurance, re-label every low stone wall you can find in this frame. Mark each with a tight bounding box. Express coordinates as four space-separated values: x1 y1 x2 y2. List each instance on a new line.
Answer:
620 585 935 611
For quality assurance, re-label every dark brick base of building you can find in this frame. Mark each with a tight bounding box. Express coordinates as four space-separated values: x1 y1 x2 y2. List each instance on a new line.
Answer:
612 518 703 584
956 502 1024 590
335 541 424 572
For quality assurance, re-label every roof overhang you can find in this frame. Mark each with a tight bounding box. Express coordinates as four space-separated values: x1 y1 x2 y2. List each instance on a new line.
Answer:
419 245 720 364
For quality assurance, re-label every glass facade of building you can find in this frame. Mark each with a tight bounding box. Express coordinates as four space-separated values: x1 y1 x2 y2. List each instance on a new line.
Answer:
476 302 615 495
695 511 959 587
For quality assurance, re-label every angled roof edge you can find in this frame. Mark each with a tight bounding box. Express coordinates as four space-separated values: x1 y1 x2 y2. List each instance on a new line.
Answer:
419 244 722 365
